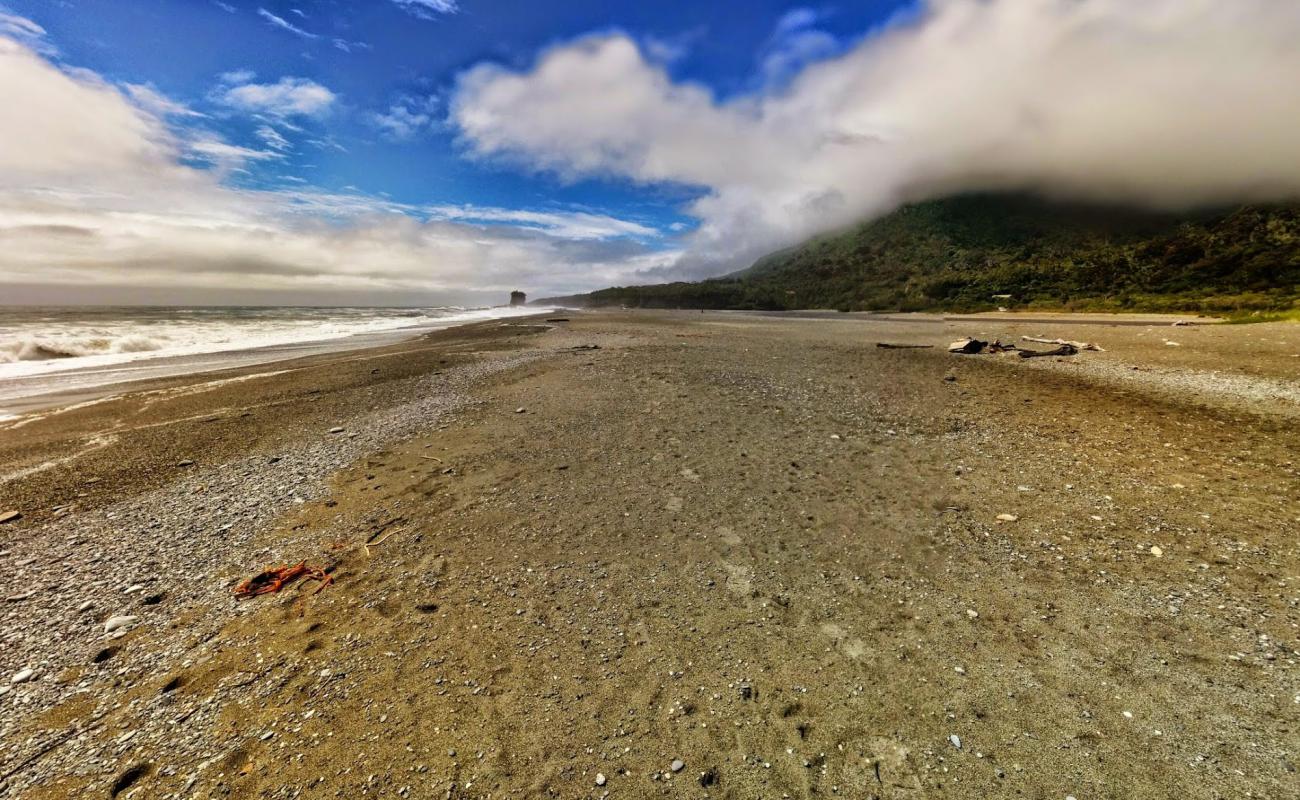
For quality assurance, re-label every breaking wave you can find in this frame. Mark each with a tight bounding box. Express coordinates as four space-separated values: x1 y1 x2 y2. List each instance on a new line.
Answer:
0 334 164 363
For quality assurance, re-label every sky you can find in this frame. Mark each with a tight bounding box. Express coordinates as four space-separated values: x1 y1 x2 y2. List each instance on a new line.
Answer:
1 0 1299 306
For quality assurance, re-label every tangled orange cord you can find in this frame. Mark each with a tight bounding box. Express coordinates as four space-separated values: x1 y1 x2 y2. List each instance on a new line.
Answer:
234 561 332 599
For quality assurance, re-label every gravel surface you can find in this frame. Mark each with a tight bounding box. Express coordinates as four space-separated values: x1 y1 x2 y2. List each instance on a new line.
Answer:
0 311 1296 800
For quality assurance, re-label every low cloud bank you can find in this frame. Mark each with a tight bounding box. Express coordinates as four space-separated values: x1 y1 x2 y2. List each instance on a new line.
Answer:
453 0 1300 279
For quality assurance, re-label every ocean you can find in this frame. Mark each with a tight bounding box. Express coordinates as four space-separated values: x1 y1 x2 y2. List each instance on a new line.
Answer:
0 305 540 416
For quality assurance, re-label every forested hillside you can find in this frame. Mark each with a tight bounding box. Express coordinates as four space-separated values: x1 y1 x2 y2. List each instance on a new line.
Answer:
544 193 1300 314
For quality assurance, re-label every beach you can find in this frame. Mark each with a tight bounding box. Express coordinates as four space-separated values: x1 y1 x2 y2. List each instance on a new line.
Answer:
1 310 1297 799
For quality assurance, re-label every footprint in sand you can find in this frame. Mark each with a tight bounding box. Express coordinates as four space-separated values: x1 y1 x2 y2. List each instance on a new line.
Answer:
723 563 754 597
819 622 867 660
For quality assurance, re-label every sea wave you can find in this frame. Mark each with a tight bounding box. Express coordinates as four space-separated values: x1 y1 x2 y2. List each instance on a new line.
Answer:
0 334 165 363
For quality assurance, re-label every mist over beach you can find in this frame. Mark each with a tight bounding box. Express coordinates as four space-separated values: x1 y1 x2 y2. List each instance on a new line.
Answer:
1 3 1298 799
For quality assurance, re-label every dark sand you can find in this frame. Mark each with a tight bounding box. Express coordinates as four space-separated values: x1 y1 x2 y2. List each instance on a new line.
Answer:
1 311 1297 799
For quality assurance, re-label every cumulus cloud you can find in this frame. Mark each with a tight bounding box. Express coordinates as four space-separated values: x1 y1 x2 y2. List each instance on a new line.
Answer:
453 0 1300 279
218 75 336 118
0 34 667 304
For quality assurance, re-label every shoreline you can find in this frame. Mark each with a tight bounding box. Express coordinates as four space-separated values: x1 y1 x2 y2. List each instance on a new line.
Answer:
0 306 550 418
1 310 1297 799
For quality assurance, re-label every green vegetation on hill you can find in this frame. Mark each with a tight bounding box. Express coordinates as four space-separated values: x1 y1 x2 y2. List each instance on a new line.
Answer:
543 193 1300 315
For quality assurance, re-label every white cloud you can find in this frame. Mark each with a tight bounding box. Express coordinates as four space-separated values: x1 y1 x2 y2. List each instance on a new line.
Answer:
255 124 291 151
218 76 336 118
220 68 256 84
391 0 459 20
452 0 1300 279
0 36 179 178
371 95 440 140
424 205 658 240
188 138 283 169
1 10 54 56
124 83 204 118
257 8 317 39
0 35 664 303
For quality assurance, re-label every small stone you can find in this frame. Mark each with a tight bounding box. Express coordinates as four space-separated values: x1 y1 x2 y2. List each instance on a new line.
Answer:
954 666 966 675
949 734 962 749
103 615 138 633
77 600 94 612
995 513 1019 523
329 426 345 434
514 407 526 414
448 749 457 757
1149 545 1163 557
0 511 20 524
1122 710 1134 719
595 773 606 786
176 460 194 467
124 584 145 594
966 609 979 620
671 759 685 773
11 668 34 684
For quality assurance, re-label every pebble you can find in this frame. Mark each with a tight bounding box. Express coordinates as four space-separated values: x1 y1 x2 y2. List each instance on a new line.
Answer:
124 584 145 594
176 460 194 467
949 734 962 749
670 759 685 773
329 426 345 433
77 600 94 612
514 407 526 414
10 668 34 684
996 513 1019 523
595 773 606 786
1149 545 1163 557
103 615 139 633
966 609 979 619
0 510 20 524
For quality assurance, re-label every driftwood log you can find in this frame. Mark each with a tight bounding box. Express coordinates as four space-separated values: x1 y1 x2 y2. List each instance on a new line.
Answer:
1018 343 1079 358
1021 336 1104 352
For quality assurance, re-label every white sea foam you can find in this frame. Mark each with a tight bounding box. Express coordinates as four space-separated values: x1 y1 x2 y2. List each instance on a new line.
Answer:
0 305 541 381
0 304 549 415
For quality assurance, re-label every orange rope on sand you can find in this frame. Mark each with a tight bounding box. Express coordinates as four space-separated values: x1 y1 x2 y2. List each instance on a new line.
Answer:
234 561 333 599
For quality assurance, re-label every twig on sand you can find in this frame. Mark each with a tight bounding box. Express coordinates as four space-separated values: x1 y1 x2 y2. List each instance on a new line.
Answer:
420 455 444 463
365 527 405 555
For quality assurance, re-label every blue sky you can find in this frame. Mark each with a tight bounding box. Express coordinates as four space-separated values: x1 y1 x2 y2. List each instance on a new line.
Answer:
1 1 1295 304
8 0 906 243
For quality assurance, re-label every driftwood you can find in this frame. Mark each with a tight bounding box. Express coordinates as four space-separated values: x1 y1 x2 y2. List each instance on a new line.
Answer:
1018 343 1078 358
876 343 934 349
1021 336 1104 352
948 338 987 354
